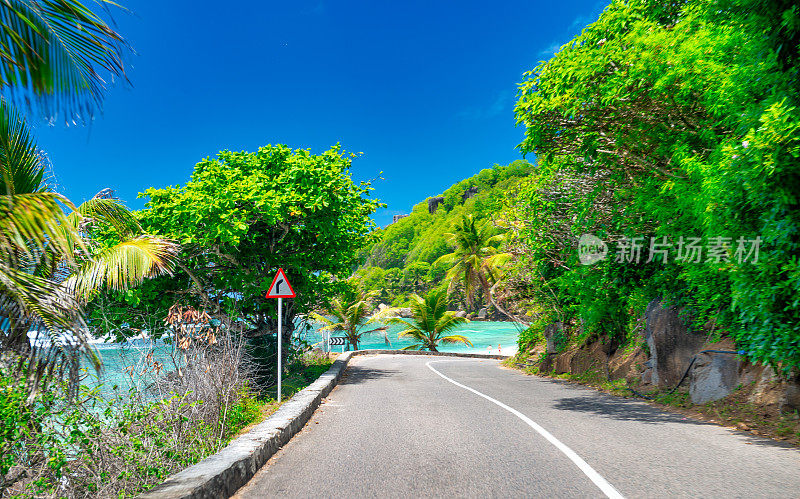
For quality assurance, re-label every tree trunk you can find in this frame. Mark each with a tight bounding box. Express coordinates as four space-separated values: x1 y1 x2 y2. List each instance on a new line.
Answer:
488 280 530 325
349 332 359 351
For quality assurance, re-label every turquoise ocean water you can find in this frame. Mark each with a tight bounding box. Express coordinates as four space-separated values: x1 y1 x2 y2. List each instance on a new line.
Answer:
298 320 522 355
87 321 521 394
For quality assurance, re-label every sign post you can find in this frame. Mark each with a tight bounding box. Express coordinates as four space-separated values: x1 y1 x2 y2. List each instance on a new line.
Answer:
278 296 282 401
329 336 347 353
265 268 296 403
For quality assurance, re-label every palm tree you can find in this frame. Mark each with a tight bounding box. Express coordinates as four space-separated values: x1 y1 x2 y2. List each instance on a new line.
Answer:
386 289 472 352
0 100 177 390
434 215 511 311
0 1 159 391
310 283 397 350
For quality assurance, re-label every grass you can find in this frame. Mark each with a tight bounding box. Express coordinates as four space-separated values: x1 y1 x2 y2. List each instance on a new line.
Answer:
227 352 333 441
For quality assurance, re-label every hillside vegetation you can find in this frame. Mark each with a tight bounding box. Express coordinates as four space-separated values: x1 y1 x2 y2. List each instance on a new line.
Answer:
355 160 532 309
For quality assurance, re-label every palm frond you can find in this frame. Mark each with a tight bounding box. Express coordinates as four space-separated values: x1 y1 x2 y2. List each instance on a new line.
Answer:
385 317 414 330
485 234 506 246
396 327 425 340
0 261 79 334
308 311 337 328
433 252 459 267
389 288 472 351
438 334 473 346
435 312 468 335
65 235 178 300
0 98 46 195
0 191 83 262
484 252 512 268
359 325 388 334
0 0 128 120
366 305 399 324
69 195 142 236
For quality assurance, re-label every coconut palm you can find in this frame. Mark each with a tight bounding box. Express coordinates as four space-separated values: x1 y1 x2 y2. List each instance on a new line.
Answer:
386 289 471 352
0 99 177 390
309 283 396 350
434 215 511 311
0 1 158 391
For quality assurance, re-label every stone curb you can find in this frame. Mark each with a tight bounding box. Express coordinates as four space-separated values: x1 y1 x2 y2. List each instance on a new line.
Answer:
139 349 507 498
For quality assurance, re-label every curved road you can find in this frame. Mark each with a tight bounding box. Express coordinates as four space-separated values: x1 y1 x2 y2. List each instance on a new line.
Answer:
235 354 800 498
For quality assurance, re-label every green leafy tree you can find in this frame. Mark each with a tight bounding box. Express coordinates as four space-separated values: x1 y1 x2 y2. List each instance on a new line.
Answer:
356 161 531 306
91 144 381 380
309 282 396 350
387 289 472 351
434 215 510 311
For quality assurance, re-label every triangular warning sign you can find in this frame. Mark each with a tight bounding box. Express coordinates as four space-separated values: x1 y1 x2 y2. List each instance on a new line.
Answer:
266 268 296 298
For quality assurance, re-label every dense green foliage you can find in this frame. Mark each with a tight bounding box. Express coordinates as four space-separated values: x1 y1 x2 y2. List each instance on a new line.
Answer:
434 215 510 310
510 0 800 369
356 160 532 308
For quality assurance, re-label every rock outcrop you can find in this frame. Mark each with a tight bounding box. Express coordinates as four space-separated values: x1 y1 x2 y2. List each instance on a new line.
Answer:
744 366 800 414
525 298 800 425
543 322 566 354
428 196 444 214
461 186 478 202
689 343 741 403
642 299 706 387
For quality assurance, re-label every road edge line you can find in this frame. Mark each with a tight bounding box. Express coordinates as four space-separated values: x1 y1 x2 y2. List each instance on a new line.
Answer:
426 360 625 499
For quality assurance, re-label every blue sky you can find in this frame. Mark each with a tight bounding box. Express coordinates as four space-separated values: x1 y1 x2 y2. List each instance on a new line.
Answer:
34 0 607 226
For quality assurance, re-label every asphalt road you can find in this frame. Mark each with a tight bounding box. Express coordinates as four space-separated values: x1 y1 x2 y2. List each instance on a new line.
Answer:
234 354 800 498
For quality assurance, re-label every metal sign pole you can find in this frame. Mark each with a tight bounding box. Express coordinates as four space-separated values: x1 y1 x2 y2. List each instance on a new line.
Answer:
278 297 282 403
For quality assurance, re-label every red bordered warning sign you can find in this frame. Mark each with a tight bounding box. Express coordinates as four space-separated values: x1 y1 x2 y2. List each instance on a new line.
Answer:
265 268 296 298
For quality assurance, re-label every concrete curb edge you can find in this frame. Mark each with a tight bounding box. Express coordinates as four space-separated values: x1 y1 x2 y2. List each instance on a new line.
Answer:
139 349 508 498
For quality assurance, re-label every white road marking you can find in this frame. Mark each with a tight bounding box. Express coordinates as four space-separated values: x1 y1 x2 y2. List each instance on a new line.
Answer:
426 360 625 499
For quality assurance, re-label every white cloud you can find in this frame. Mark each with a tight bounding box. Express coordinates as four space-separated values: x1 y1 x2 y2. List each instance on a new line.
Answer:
535 2 608 61
457 90 513 120
537 42 565 59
